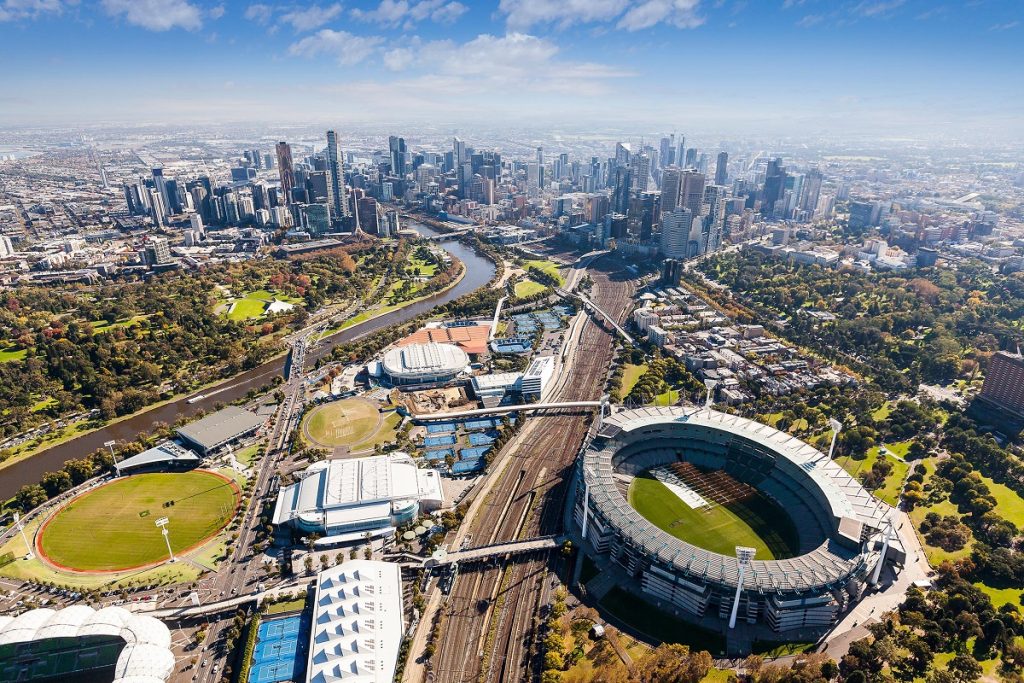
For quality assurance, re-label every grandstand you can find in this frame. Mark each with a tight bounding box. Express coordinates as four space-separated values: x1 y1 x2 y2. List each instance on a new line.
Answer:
575 406 902 637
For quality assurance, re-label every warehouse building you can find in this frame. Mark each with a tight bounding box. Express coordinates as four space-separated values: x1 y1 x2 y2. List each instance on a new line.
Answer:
272 452 444 544
0 605 174 683
175 405 265 456
307 560 403 683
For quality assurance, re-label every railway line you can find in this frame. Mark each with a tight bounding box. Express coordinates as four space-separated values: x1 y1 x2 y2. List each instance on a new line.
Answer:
429 260 635 683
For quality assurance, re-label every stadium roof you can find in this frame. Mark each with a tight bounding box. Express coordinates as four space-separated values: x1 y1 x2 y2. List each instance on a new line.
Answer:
114 441 199 474
583 406 891 593
0 605 174 683
175 405 264 453
381 342 468 379
307 560 403 683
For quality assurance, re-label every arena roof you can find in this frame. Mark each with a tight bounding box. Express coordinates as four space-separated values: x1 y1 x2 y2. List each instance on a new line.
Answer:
114 440 199 475
175 405 264 454
307 560 403 683
273 452 444 530
399 323 490 355
583 406 891 594
0 605 174 683
381 342 468 380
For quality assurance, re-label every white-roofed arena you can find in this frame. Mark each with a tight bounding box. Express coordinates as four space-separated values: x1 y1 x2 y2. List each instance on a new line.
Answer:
379 342 468 386
0 605 174 682
574 407 901 636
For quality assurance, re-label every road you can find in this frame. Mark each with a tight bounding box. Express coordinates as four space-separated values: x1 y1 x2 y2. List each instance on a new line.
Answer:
425 258 635 683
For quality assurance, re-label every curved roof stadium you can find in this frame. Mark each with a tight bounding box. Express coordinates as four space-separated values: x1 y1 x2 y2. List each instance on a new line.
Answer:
381 342 468 385
577 407 893 634
0 605 174 683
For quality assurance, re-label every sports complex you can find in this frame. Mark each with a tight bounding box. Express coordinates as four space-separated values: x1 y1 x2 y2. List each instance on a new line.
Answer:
35 470 240 573
574 406 902 637
302 397 398 452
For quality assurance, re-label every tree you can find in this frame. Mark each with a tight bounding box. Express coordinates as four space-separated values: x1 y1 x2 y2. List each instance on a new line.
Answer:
14 484 48 511
40 470 72 497
947 654 982 683
636 644 712 683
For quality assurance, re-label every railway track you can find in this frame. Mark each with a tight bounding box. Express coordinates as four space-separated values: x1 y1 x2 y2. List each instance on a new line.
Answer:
429 261 635 683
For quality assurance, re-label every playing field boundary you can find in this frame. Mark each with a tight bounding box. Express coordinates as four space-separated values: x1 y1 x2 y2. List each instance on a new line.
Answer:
34 469 242 575
302 398 384 450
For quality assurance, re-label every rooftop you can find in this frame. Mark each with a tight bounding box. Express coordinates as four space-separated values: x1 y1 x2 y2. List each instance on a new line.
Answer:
175 405 264 451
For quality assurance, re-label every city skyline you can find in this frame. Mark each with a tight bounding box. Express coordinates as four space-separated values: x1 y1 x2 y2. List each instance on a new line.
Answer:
0 0 1021 138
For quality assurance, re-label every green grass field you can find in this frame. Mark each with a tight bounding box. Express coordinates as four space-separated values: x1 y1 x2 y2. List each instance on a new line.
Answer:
514 278 547 298
38 471 239 572
0 345 27 363
226 297 268 321
523 259 564 285
620 363 647 396
304 398 382 448
838 441 911 506
629 471 799 560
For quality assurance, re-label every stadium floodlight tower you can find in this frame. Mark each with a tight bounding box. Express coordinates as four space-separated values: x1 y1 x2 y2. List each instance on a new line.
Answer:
104 439 118 463
729 546 756 629
703 379 718 410
155 517 176 563
869 518 896 586
826 418 843 460
13 512 33 560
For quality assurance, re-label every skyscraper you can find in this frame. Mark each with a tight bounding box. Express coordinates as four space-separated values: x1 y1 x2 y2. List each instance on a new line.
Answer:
631 152 651 192
762 157 786 217
276 142 294 205
679 170 706 216
389 135 407 176
326 130 349 223
715 151 728 186
660 208 693 259
660 166 682 215
612 166 632 214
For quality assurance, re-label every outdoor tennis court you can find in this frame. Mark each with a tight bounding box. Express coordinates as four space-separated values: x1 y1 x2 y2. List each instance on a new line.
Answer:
249 615 308 683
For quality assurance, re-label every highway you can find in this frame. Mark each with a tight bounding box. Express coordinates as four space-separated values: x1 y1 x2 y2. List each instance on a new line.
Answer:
425 257 635 683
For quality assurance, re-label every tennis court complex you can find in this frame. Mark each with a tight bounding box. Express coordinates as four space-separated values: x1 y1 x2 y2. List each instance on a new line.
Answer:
249 615 308 683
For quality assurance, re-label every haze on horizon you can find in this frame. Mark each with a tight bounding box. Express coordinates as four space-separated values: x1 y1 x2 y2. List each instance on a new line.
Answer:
0 0 1021 140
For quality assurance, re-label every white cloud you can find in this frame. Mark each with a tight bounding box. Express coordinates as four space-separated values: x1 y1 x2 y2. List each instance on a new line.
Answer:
796 12 822 27
499 0 628 30
288 29 384 65
101 0 204 31
280 3 344 31
617 0 703 30
352 0 467 27
989 20 1019 31
0 0 70 22
244 3 273 23
852 0 905 18
382 47 414 70
208 4 224 20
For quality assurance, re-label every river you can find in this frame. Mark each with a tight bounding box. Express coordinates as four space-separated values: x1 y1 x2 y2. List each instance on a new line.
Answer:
0 224 495 498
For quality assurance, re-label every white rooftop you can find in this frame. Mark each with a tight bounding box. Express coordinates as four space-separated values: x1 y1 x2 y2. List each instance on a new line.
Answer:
381 342 468 377
307 560 403 683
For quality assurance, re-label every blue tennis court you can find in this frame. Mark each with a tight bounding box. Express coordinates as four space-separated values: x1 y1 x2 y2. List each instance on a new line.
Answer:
460 445 491 460
463 418 497 431
424 434 456 447
424 449 453 462
248 615 308 683
451 457 484 474
468 432 496 446
427 422 456 434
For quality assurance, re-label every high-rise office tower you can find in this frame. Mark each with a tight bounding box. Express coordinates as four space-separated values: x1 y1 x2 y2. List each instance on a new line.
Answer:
799 168 823 215
615 142 631 166
612 166 632 214
676 136 686 170
762 157 786 217
679 170 706 216
326 130 348 222
715 151 728 186
659 136 673 168
276 142 294 205
660 208 693 259
660 166 682 215
684 148 698 169
631 152 651 192
389 135 407 176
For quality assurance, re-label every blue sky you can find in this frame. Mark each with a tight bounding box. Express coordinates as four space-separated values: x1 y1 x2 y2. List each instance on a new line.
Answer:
0 0 1021 138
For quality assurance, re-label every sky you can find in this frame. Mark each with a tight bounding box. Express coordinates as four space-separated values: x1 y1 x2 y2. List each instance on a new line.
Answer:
0 0 1021 138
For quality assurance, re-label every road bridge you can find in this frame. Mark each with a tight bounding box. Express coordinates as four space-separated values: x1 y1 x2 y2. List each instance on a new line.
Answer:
412 400 604 422
556 288 634 344
489 295 507 342
429 535 563 567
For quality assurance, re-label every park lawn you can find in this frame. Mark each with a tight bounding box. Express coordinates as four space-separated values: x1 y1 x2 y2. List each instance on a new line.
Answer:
266 596 308 615
305 398 381 448
908 461 973 565
30 397 57 413
628 473 799 560
0 345 27 363
838 442 911 506
977 473 1024 528
227 297 267 321
601 587 726 656
621 363 648 397
514 279 547 298
92 315 148 334
652 389 679 406
409 253 438 277
38 471 239 572
523 259 564 285
975 582 1022 609
235 444 260 467
872 401 893 421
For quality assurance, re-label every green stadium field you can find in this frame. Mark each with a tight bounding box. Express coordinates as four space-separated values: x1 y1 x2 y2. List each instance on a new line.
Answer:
628 470 799 560
304 398 383 448
38 470 239 572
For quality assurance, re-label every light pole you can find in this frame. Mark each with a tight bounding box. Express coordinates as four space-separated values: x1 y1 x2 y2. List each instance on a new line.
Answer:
156 517 176 563
729 546 756 629
704 379 718 410
827 418 843 460
104 439 118 463
13 512 34 560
